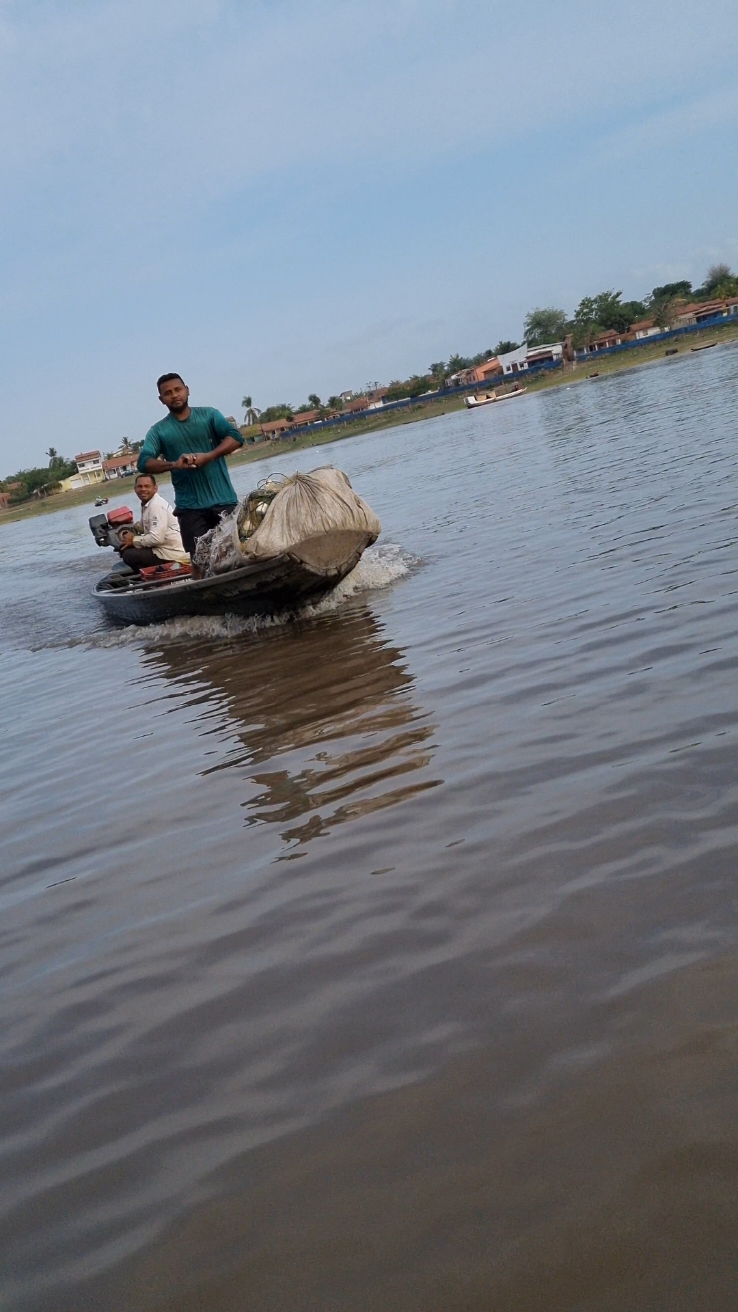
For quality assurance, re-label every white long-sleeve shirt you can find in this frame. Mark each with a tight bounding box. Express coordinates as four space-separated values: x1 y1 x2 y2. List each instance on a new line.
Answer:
133 492 189 562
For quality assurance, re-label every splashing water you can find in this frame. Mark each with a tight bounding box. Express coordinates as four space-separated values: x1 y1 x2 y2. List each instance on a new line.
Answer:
86 542 416 648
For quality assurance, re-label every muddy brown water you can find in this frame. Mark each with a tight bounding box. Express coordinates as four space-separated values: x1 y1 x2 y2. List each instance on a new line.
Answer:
1 348 738 1310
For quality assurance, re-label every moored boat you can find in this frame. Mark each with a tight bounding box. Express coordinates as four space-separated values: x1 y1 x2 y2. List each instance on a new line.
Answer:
464 387 526 409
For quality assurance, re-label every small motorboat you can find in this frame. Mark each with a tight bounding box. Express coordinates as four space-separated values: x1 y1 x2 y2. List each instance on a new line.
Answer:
94 496 109 507
464 387 527 409
92 541 374 626
89 469 379 626
691 341 717 352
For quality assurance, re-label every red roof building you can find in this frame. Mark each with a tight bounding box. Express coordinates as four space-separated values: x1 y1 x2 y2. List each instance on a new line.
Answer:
288 409 322 427
103 454 137 479
473 358 503 383
260 419 292 439
582 329 623 353
674 299 738 327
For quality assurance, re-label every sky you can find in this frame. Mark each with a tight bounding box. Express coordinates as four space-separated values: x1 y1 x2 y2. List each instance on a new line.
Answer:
1 0 738 473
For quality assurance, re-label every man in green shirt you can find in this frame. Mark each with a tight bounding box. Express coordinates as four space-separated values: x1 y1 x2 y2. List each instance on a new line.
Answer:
137 373 244 558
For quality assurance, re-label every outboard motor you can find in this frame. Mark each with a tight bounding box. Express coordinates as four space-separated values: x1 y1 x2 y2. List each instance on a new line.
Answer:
89 506 138 588
89 506 134 549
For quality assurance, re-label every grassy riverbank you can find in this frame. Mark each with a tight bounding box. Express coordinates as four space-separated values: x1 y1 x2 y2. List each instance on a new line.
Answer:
2 319 737 527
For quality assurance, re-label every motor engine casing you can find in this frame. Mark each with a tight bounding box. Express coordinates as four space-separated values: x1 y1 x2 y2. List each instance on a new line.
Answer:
89 506 134 549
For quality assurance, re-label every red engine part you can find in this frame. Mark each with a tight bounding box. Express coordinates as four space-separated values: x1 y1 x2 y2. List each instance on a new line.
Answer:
139 562 192 582
107 506 134 526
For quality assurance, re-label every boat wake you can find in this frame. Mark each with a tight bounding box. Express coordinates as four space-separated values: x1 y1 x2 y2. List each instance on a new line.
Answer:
87 543 416 647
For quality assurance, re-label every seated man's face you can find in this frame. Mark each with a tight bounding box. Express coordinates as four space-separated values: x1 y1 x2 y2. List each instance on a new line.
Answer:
135 477 157 505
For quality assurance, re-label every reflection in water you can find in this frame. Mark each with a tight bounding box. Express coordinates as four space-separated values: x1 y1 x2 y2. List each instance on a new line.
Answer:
4 352 738 1311
143 603 439 849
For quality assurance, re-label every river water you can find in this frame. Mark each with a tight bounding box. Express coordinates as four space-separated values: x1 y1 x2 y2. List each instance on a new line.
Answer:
2 348 738 1311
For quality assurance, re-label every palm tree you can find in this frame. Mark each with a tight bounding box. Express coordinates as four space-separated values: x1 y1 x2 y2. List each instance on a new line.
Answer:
46 446 60 468
241 395 260 425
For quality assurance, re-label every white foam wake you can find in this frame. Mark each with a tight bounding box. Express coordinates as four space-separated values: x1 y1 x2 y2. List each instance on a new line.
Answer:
89 543 416 647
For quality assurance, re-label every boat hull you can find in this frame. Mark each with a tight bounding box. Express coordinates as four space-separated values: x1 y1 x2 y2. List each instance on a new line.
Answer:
464 388 526 408
93 531 374 626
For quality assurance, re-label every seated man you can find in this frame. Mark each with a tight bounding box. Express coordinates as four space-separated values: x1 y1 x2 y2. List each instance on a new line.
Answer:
117 474 190 570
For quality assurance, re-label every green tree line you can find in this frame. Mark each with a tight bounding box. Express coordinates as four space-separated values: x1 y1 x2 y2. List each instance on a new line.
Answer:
0 448 78 504
524 263 738 349
244 262 737 419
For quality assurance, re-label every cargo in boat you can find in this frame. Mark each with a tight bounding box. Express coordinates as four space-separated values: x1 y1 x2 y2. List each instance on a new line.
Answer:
90 468 380 626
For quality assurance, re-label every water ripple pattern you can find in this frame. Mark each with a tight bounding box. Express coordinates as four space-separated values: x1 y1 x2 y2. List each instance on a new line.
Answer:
1 346 738 1311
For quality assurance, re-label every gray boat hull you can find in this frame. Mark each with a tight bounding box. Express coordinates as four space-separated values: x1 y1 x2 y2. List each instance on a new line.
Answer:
93 531 374 626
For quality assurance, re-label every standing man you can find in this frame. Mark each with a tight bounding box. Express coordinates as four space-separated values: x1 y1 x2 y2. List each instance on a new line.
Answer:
137 373 244 559
117 473 190 570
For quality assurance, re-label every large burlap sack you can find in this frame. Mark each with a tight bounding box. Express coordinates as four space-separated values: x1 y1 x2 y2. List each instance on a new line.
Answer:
243 467 381 561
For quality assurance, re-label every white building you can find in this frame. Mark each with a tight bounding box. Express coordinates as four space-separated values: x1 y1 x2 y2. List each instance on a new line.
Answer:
61 450 105 490
497 342 564 374
497 345 529 375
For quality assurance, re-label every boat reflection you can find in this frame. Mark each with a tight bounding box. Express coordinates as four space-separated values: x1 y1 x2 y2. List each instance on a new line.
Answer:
143 602 439 849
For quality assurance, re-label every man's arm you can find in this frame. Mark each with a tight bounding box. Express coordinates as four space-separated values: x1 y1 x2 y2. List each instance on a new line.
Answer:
189 435 242 469
137 429 194 476
142 452 197 474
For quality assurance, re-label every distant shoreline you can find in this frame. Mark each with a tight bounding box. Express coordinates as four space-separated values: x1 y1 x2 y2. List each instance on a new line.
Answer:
2 319 737 529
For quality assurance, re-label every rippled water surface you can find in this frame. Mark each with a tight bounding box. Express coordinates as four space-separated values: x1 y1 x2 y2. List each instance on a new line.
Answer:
2 349 738 1311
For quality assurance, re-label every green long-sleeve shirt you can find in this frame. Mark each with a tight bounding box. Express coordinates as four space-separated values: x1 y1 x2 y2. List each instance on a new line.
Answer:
137 408 244 511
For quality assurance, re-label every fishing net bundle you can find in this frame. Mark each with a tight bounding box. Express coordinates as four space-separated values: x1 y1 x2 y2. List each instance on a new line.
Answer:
192 476 284 574
194 467 381 576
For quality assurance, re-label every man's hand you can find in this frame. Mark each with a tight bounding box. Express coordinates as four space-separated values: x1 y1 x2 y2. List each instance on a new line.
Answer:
173 453 197 470
118 529 135 550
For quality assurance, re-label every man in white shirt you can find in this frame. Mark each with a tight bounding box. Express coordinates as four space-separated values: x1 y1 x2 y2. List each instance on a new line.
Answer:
117 474 190 570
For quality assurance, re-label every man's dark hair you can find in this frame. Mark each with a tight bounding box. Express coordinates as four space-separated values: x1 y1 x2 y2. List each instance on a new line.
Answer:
135 472 157 486
157 372 184 391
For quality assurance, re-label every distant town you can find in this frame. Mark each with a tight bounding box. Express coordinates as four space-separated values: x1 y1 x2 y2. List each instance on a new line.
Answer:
2 264 737 509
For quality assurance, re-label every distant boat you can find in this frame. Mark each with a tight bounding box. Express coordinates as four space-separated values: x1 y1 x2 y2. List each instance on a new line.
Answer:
665 348 678 356
588 371 599 378
464 387 526 409
691 341 717 352
94 496 109 506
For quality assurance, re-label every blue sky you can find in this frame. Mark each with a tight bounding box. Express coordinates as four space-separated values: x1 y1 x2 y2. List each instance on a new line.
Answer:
1 0 737 472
